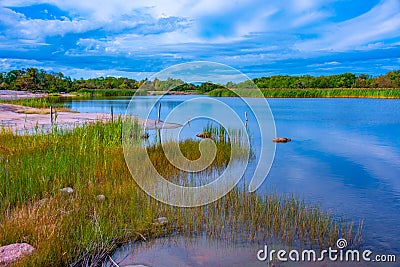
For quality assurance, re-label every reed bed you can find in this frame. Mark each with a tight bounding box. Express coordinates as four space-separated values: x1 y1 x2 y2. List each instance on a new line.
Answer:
0 120 362 266
0 96 66 109
74 88 146 96
208 88 400 98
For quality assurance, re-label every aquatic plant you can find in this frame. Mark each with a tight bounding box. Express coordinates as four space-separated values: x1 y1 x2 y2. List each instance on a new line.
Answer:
0 120 362 266
0 96 66 109
208 88 400 98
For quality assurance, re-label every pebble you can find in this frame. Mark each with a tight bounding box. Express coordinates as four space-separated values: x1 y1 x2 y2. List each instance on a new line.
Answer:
96 194 106 202
60 187 74 195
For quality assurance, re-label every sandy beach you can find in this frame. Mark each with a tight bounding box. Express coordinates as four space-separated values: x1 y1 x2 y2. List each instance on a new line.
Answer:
0 103 181 133
0 90 49 100
0 103 112 133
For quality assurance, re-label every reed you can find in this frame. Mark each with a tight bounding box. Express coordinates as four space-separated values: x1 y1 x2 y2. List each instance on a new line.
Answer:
0 120 362 266
0 96 66 109
74 88 147 96
208 88 400 98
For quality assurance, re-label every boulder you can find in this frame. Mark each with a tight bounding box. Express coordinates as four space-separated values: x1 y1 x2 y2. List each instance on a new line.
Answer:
0 243 35 266
273 137 292 143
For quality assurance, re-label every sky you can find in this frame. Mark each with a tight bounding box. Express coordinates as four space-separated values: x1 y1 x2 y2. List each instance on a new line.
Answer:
0 0 399 79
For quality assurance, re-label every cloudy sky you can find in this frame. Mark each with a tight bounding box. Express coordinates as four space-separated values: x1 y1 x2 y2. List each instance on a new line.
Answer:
0 0 399 79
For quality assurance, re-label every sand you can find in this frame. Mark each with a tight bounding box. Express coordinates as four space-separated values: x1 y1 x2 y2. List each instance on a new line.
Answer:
0 103 181 134
0 103 111 133
0 90 48 100
0 90 181 133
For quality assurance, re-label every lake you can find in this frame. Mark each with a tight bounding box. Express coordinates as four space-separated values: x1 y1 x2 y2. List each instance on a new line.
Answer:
67 96 400 265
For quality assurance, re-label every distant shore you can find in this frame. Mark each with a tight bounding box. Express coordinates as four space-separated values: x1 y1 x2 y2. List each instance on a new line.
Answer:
2 88 400 99
0 90 47 100
0 90 78 100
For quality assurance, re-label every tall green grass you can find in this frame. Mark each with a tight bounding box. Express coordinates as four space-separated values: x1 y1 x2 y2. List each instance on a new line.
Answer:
73 88 147 96
0 120 362 266
0 96 66 108
208 88 400 98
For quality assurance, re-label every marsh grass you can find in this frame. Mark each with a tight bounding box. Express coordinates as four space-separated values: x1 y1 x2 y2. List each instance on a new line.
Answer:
0 96 66 109
74 88 147 96
208 88 400 98
0 120 362 266
15 107 76 114
202 122 248 145
147 140 232 184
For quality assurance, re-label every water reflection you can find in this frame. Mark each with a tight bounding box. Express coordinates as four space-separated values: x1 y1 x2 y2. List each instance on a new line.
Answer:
109 236 266 267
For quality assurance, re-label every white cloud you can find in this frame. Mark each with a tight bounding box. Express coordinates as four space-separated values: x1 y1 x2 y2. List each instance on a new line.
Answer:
0 7 95 41
0 57 154 79
290 0 325 12
291 10 330 28
0 57 47 70
0 0 333 43
296 0 400 52
0 5 191 49
0 0 399 76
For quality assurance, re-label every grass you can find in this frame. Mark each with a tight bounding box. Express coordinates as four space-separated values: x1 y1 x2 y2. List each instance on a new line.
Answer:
73 88 147 96
0 120 362 266
208 88 400 98
0 96 66 109
15 107 76 114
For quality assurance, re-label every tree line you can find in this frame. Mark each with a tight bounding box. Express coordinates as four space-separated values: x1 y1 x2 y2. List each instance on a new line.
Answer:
0 68 141 93
1 68 399 93
252 72 400 89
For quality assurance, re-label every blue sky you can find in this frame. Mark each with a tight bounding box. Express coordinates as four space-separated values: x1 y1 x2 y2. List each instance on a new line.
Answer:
0 0 399 79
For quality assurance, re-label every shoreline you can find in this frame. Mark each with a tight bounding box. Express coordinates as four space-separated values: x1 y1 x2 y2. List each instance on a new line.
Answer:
0 90 77 100
1 89 400 99
0 103 112 133
0 103 181 133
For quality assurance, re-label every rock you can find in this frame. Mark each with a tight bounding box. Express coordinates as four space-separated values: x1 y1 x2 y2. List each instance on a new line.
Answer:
153 217 168 226
60 187 74 195
141 132 149 139
196 132 211 139
96 194 106 202
272 137 291 143
0 243 35 266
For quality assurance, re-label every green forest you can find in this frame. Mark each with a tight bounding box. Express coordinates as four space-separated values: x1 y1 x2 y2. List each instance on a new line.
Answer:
1 68 399 94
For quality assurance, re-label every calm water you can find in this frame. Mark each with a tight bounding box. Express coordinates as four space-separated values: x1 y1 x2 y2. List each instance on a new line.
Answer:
67 96 400 264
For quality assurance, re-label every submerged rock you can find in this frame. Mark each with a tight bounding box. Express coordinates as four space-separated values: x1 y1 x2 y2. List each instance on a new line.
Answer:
273 137 292 143
196 132 211 139
0 243 35 266
141 132 149 139
153 217 168 226
60 187 74 195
